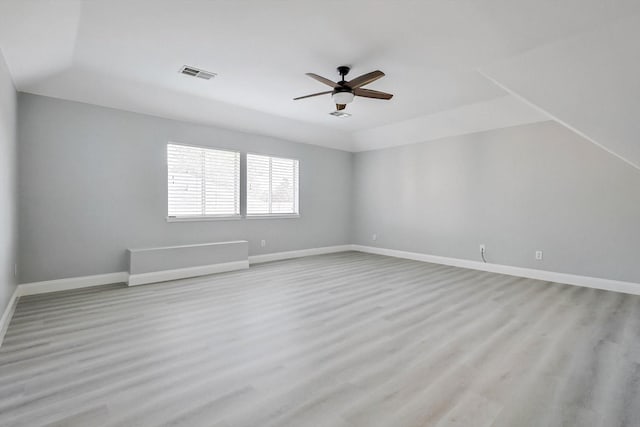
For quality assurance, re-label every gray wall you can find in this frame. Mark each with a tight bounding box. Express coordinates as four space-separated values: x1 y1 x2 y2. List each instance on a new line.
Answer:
352 121 640 283
17 95 640 285
0 49 17 312
18 94 352 283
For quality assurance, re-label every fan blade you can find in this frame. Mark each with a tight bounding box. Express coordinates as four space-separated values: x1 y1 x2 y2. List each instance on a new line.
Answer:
354 88 394 100
347 70 385 89
336 104 346 111
306 73 338 88
293 91 332 101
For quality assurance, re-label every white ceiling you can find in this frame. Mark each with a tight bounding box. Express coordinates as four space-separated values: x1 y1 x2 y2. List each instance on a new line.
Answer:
0 0 638 152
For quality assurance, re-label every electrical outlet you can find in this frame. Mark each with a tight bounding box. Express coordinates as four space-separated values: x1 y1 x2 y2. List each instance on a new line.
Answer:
479 244 486 252
372 233 377 241
13 263 17 278
535 250 543 260
260 240 266 248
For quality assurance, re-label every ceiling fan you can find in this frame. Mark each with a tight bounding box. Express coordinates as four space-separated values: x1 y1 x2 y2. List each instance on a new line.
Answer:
294 66 393 111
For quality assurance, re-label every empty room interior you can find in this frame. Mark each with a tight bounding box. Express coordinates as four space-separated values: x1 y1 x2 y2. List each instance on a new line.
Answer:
1 1 640 426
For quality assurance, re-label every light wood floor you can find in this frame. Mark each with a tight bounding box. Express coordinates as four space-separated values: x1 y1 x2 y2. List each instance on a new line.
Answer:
1 252 639 427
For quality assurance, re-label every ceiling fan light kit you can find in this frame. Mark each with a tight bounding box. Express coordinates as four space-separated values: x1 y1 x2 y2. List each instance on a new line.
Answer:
294 65 393 114
332 91 354 105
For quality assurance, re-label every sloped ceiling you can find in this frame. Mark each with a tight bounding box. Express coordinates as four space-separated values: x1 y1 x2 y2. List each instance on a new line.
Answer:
0 0 638 160
480 15 640 170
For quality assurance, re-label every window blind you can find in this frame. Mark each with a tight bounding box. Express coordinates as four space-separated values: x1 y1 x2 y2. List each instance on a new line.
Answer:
167 143 240 218
247 153 299 216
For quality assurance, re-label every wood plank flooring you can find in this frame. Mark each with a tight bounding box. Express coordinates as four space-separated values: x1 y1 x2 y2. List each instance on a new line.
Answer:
1 251 640 426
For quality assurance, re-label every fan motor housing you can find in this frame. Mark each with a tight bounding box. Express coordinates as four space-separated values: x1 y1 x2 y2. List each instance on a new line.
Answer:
332 86 353 95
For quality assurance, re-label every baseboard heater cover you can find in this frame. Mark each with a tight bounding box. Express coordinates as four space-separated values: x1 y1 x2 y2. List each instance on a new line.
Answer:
128 241 249 286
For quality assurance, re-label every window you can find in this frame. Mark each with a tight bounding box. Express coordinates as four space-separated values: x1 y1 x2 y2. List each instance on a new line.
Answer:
167 143 240 219
247 153 299 216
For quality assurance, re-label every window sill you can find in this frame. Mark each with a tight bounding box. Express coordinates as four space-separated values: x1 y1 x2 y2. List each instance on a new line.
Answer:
246 214 300 220
166 215 242 223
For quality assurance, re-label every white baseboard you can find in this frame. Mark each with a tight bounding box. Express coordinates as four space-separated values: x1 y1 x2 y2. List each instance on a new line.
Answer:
19 271 129 296
4 243 638 347
128 260 249 286
0 245 343 346
0 286 21 348
13 244 351 294
248 245 352 264
351 245 640 296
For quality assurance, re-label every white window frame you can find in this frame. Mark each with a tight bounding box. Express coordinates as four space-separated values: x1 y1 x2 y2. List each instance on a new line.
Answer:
166 142 241 222
246 152 300 219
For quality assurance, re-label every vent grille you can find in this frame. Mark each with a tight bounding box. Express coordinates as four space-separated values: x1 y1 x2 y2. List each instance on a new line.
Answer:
180 65 217 80
329 111 352 118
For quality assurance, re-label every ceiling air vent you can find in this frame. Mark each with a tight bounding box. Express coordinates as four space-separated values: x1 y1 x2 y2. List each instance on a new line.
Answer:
329 111 352 118
180 65 217 80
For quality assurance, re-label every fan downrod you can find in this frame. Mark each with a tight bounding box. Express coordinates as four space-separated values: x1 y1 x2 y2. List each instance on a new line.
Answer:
337 66 350 82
